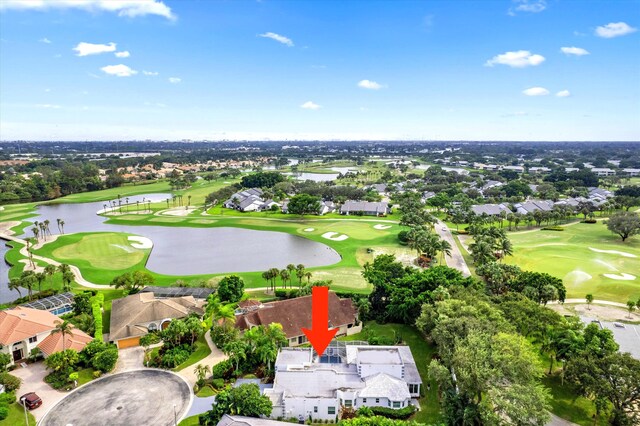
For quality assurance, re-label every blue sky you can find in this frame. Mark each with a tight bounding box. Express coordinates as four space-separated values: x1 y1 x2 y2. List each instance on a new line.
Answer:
0 0 638 141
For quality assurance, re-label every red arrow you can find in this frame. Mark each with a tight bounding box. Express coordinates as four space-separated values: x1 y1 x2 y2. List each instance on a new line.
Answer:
302 286 338 357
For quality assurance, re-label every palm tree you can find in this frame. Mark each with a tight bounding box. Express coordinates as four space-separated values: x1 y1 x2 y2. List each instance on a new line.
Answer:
56 218 62 233
44 219 51 236
627 300 636 319
498 238 513 261
35 272 46 294
438 239 452 263
305 272 313 284
193 364 211 385
59 220 65 234
205 296 235 326
44 264 57 287
8 278 23 298
52 320 74 351
31 226 39 241
280 269 290 289
295 264 306 286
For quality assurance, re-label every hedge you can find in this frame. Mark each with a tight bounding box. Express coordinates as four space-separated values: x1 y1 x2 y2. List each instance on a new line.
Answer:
90 294 104 341
541 226 564 231
581 219 597 224
370 405 416 420
0 373 21 392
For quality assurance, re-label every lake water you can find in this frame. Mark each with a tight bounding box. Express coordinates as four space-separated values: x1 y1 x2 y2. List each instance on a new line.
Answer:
1 193 341 302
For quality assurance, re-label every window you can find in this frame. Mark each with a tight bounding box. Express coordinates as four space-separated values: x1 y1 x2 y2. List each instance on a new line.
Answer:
344 400 352 408
297 335 308 344
328 407 336 415
313 406 318 413
28 336 37 343
375 398 380 404
393 402 401 408
409 384 419 394
387 400 391 407
362 398 367 403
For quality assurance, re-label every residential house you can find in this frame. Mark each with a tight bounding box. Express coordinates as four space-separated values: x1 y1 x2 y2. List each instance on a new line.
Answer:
281 200 336 215
0 307 92 366
622 168 640 177
108 292 205 349
471 204 511 216
224 188 281 212
513 200 555 215
369 183 388 194
340 201 390 216
480 180 503 194
528 167 551 174
564 167 580 173
591 168 616 177
217 415 293 426
264 343 422 421
235 293 361 346
502 165 524 173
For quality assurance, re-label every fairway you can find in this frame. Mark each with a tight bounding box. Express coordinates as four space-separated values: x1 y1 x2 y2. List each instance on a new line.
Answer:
506 223 640 303
51 232 150 270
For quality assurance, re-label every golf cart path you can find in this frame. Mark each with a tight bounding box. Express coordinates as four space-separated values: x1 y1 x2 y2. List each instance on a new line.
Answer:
434 219 471 277
175 330 227 387
550 299 628 308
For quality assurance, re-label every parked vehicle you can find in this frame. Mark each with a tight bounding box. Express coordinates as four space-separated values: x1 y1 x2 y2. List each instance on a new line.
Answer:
20 392 42 410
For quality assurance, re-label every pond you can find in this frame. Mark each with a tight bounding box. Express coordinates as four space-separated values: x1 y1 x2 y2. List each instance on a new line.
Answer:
2 193 340 299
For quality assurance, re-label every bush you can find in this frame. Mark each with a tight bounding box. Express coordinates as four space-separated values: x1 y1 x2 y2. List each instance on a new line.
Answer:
217 275 245 303
0 405 8 421
45 369 73 390
139 332 161 348
397 230 409 245
211 378 225 389
370 405 416 420
581 219 597 224
79 340 109 366
212 359 234 380
356 406 374 417
541 226 564 231
210 325 239 348
0 353 11 372
0 391 15 404
91 297 103 341
457 229 469 234
92 347 118 373
0 372 21 392
160 345 192 368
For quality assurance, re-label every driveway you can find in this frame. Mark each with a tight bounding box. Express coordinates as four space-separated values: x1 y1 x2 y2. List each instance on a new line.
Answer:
114 346 146 373
434 220 471 277
11 362 67 422
40 369 192 426
176 330 227 387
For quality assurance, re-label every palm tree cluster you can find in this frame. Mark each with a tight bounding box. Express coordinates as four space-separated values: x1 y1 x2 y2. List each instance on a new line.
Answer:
468 226 513 266
261 264 311 292
7 262 72 301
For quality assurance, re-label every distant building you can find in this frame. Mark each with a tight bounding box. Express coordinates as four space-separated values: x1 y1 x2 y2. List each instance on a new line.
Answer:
591 168 616 177
235 293 361 346
528 167 551 174
622 168 640 177
281 200 336 215
224 188 281 212
264 343 422 421
471 204 511 216
340 201 390 216
502 165 524 173
513 200 554 215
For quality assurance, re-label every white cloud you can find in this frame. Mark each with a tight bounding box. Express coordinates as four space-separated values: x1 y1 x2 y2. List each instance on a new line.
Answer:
73 42 116 56
44 88 51 92
595 22 637 38
259 32 294 47
142 70 158 76
115 51 130 58
556 90 571 97
357 80 385 90
561 46 590 56
485 50 545 67
100 64 137 77
509 0 546 14
300 101 321 110
0 0 176 21
35 104 61 109
39 37 51 44
522 87 550 96
168 77 181 84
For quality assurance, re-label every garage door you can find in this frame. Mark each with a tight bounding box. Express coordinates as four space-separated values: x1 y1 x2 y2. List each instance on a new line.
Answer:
117 336 141 349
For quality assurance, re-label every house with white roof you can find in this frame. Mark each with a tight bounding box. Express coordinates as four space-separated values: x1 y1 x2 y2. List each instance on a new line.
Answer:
224 188 281 212
264 343 422 421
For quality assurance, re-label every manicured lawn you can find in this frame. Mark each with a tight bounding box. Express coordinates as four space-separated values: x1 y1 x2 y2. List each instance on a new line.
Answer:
542 375 608 426
3 401 36 426
178 414 201 426
76 367 96 386
196 385 216 397
340 321 441 424
505 222 640 303
48 180 173 204
173 334 212 372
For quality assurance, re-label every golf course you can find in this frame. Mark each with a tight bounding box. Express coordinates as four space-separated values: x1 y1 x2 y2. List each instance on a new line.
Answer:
505 222 640 303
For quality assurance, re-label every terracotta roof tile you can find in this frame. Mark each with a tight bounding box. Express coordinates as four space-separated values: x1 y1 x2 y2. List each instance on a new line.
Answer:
37 328 92 356
0 307 62 345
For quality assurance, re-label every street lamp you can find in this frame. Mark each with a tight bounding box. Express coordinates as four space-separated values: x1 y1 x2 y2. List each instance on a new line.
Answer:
173 403 177 426
20 397 28 426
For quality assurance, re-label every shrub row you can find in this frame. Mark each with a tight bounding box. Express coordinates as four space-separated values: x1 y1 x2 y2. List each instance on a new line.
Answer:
541 226 564 231
581 219 597 224
370 405 416 420
90 293 104 341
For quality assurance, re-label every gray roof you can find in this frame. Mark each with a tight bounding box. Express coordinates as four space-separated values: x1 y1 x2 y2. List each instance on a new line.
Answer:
340 201 389 214
361 373 411 401
140 286 214 299
471 204 510 216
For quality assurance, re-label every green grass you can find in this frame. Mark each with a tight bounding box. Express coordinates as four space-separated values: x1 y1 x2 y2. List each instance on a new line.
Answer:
542 375 608 425
2 401 36 426
340 321 441 424
76 367 96 386
196 385 216 397
173 334 212 372
505 222 640 302
48 180 173 204
178 414 201 426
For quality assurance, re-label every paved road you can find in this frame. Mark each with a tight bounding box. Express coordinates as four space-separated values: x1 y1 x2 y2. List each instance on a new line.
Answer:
434 220 471 277
40 369 192 426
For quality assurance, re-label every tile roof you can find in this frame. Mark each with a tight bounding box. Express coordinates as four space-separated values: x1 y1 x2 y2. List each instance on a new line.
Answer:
0 307 63 345
109 292 204 341
37 328 92 356
235 293 357 339
360 373 411 400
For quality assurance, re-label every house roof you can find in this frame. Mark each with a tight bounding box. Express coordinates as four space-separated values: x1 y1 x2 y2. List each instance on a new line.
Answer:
0 307 66 346
360 373 411 401
235 292 357 339
109 292 204 341
37 328 92 356
471 204 510 216
340 201 389 214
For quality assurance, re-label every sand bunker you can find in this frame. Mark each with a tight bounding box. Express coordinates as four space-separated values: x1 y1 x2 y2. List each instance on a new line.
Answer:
322 232 349 241
303 228 315 232
589 247 637 258
603 273 636 280
161 207 197 217
373 224 392 230
564 270 593 285
128 236 153 249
